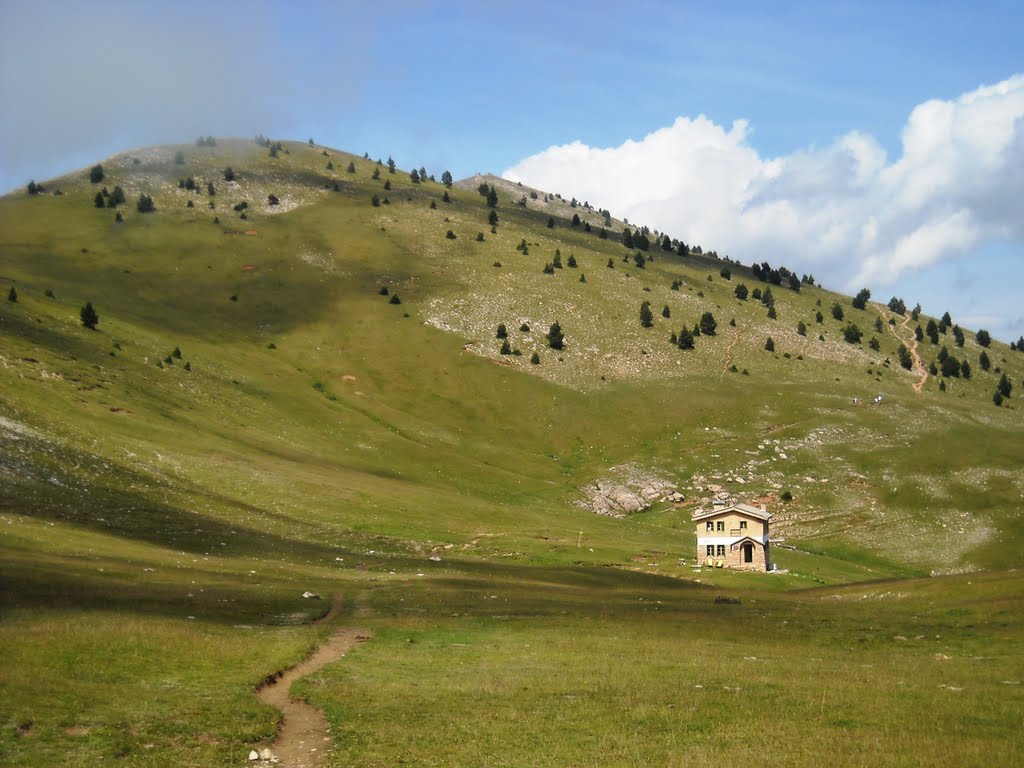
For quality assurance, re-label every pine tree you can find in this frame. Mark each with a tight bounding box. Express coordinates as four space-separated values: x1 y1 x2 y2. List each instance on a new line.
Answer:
898 344 913 370
998 373 1012 398
699 312 717 336
546 322 564 350
80 302 99 329
677 327 694 349
765 337 775 352
7 285 17 303
640 301 653 328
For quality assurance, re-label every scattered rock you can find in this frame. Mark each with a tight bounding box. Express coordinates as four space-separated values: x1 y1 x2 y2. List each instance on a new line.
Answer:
249 749 259 761
934 653 951 661
302 591 320 599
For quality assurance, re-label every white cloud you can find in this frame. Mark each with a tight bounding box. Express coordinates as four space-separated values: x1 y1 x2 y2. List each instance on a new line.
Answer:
503 75 1024 338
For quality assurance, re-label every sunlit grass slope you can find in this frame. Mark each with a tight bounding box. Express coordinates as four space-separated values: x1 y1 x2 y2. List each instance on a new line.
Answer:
1 138 1023 766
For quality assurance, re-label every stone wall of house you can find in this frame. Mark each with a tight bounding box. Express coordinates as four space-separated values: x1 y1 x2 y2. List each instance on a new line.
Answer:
697 541 770 571
725 540 769 571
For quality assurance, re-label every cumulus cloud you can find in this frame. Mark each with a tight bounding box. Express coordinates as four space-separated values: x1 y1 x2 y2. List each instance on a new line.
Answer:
504 75 1024 334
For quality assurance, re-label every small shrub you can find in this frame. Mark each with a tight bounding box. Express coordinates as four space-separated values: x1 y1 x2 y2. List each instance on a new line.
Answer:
781 490 793 502
446 230 456 239
496 324 508 339
389 294 401 305
520 323 530 332
764 337 775 352
530 352 540 365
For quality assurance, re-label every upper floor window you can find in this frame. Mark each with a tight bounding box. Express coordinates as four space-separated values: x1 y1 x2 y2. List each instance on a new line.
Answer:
706 521 714 531
716 521 725 531
740 520 748 530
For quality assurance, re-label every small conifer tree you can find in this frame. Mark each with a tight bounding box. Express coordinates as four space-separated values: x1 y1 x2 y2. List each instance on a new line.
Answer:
677 327 695 349
80 302 99 329
640 301 653 328
546 322 564 350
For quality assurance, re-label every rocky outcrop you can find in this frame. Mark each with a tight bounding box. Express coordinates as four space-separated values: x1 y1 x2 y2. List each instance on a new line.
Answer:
579 464 677 517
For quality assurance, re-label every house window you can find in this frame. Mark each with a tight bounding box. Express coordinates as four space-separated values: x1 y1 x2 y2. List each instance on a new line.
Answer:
740 520 747 530
706 521 714 531
716 545 726 557
716 521 725 531
706 545 714 557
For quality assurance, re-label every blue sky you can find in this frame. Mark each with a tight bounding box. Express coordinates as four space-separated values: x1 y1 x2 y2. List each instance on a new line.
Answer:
2 1 1022 339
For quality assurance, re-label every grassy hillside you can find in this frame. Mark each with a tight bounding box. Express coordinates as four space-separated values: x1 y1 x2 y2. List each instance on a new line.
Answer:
1 138 1023 766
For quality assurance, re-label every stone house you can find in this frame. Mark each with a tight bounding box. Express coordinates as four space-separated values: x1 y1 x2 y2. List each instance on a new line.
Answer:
692 503 772 571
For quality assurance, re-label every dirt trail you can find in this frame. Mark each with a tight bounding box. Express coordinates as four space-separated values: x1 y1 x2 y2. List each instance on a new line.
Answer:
881 308 928 392
720 328 742 375
254 595 370 767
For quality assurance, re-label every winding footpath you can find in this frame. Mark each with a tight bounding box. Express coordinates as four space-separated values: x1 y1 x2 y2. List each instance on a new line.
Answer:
254 596 370 767
881 307 928 393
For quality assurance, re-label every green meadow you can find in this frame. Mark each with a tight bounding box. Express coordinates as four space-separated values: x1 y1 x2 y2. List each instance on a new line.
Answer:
1 139 1022 765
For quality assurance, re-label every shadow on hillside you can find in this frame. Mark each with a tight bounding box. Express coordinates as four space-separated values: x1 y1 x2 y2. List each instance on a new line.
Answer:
1 431 353 564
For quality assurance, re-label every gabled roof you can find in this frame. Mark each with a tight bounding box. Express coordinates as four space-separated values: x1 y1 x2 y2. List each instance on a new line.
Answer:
692 503 772 522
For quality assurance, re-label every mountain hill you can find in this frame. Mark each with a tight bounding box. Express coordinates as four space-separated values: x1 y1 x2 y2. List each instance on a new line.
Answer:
2 138 1023 766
